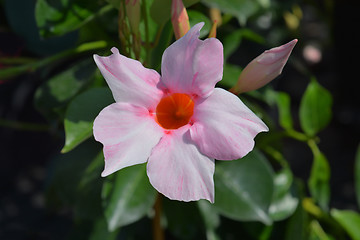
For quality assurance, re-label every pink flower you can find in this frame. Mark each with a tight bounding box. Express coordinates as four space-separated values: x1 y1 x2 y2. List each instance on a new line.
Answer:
93 23 268 203
231 39 298 94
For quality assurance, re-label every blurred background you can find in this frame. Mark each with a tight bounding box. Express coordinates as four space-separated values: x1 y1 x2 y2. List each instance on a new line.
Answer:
1 0 359 239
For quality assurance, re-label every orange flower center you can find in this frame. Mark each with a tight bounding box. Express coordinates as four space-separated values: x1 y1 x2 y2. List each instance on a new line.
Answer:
156 93 194 129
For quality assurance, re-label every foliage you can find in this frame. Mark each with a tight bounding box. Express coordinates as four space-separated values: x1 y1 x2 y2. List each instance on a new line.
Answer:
1 0 359 239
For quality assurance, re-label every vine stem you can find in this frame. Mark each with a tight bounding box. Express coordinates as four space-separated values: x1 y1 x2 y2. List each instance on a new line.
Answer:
152 194 165 240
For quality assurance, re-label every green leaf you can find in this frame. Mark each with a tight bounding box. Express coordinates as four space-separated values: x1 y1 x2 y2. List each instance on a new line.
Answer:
219 64 242 88
276 92 294 130
89 218 119 240
198 200 221 240
269 169 299 221
308 149 330 211
163 199 203 240
34 59 96 118
213 150 274 225
222 28 264 60
355 145 360 208
284 182 309 240
102 164 157 231
62 87 114 153
331 209 360 240
299 78 332 137
35 0 110 37
201 0 261 25
150 0 200 25
46 140 103 218
188 10 211 38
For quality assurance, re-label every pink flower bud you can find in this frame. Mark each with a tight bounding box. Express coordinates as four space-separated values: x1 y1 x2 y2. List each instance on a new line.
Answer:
171 0 190 39
232 39 298 93
208 21 217 38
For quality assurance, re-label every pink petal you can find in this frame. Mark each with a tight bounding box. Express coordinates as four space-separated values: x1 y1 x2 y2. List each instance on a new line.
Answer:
94 48 163 110
147 126 215 202
235 39 298 93
190 88 268 160
161 23 223 98
93 103 164 177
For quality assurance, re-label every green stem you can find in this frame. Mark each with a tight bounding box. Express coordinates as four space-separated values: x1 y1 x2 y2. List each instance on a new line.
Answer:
0 41 108 80
141 0 151 66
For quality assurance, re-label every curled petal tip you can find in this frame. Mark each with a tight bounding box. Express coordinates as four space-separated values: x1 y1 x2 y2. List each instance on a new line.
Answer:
234 39 298 93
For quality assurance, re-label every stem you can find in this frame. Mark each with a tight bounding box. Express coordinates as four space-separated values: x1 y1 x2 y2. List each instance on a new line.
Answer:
141 0 151 66
152 194 165 240
0 41 108 80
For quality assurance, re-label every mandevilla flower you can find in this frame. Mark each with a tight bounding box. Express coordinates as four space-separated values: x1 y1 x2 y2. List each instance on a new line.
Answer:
93 23 268 203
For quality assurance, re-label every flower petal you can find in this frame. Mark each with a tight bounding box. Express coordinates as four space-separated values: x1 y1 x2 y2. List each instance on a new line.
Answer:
94 48 163 110
234 39 298 93
147 126 215 202
190 88 268 160
93 103 164 177
161 23 223 98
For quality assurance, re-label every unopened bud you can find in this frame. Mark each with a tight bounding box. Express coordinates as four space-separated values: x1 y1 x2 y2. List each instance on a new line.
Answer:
231 39 298 94
171 0 190 39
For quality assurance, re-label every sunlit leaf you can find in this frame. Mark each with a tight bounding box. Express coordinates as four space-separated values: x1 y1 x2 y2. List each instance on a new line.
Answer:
213 150 274 225
331 209 360 240
299 78 332 137
62 87 114 153
102 164 157 231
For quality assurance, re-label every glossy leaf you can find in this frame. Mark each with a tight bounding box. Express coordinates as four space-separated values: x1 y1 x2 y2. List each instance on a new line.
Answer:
355 145 360 208
62 87 114 153
188 10 211 38
35 0 109 37
220 64 242 88
34 59 96 117
299 78 332 137
102 164 157 231
222 28 264 60
213 150 274 225
331 209 360 240
269 169 298 221
201 0 261 25
308 150 330 211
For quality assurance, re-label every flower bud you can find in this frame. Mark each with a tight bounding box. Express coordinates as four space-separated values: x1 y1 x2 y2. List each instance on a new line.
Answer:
232 39 298 94
171 0 190 39
208 21 217 38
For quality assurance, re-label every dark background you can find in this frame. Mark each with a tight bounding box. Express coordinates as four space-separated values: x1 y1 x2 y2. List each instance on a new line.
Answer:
1 0 359 239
